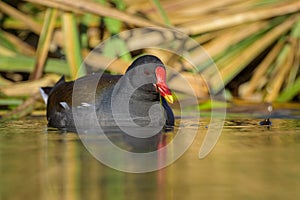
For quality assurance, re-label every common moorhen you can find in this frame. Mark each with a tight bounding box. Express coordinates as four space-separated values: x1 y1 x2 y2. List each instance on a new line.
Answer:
40 55 174 132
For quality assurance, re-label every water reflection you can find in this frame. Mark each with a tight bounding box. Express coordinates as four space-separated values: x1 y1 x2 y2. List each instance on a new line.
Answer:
0 118 300 199
43 130 175 200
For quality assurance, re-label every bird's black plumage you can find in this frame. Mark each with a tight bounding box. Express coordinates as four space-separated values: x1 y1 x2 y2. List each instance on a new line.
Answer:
41 55 174 133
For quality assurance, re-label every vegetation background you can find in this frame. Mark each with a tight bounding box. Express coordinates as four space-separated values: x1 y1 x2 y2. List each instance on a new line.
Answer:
0 0 299 118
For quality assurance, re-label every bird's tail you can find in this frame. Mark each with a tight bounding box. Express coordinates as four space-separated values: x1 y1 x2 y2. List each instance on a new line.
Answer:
39 76 66 104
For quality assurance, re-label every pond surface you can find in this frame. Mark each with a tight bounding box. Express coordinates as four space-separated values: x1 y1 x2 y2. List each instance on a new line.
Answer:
0 114 300 200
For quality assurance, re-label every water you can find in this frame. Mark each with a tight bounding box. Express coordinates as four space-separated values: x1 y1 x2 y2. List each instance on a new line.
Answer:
0 116 300 200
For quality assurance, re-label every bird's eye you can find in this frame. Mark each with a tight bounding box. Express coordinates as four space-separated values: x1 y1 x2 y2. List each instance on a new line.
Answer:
144 70 150 76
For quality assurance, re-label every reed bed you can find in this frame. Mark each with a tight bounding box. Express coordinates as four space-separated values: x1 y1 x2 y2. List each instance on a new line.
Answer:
0 0 299 117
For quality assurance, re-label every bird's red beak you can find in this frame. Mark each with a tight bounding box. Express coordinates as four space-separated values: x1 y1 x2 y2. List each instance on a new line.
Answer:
155 66 173 104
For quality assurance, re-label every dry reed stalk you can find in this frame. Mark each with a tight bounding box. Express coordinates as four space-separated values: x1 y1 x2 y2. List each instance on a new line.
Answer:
25 0 165 28
144 49 195 73
0 75 13 85
183 24 256 74
243 39 285 97
167 71 209 99
119 28 193 54
0 74 60 96
1 21 29 31
30 8 58 80
284 37 298 87
209 15 299 93
286 19 300 88
179 0 300 35
174 26 245 72
268 43 290 78
127 0 246 25
151 0 171 25
0 1 42 34
160 0 244 16
2 31 36 56
287 41 300 86
167 14 200 25
218 0 277 16
194 32 219 44
125 0 154 17
0 46 17 57
144 49 175 65
3 92 41 119
265 43 294 102
84 52 130 74
62 12 85 79
203 21 267 59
